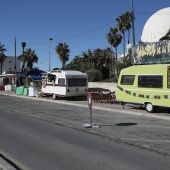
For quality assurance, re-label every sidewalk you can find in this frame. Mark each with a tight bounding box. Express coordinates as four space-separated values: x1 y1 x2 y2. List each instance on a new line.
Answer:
0 157 16 170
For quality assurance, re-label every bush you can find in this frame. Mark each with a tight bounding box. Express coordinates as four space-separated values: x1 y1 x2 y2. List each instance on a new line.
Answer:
86 70 103 82
100 66 110 79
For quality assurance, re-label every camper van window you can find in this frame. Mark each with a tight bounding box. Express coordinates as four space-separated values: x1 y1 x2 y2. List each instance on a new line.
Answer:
138 75 163 88
121 75 135 85
68 78 86 87
58 78 65 86
48 75 56 82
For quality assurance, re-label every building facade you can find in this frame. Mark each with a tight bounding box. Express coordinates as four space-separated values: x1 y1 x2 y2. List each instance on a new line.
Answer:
0 56 21 74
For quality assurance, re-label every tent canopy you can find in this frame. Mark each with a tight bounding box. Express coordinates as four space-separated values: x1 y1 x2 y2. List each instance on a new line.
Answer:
17 70 46 80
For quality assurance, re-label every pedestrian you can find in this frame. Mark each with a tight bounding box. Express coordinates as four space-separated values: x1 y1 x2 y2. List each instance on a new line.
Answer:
16 79 20 87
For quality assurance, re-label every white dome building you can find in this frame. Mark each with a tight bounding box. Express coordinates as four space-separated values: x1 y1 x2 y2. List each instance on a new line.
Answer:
141 7 170 42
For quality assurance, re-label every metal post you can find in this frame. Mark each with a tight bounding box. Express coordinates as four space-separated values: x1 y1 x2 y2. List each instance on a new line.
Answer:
49 38 53 72
83 92 100 128
21 42 26 72
132 0 135 45
90 108 92 126
14 37 16 74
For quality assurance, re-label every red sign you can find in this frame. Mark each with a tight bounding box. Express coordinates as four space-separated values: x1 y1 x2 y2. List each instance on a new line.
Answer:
87 92 92 109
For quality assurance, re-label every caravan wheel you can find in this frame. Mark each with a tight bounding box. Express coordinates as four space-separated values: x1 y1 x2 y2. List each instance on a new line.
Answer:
145 103 154 113
52 93 57 100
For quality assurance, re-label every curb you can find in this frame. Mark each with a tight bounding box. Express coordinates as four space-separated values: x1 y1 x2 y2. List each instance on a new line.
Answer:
0 157 16 170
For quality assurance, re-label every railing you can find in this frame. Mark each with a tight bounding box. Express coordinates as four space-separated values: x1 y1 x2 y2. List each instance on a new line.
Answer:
89 91 117 104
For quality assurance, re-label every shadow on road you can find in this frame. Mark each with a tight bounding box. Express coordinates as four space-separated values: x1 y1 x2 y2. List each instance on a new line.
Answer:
99 122 138 127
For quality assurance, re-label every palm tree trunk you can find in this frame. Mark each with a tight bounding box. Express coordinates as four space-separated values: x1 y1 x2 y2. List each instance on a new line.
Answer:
0 62 3 74
123 31 125 59
115 47 118 78
128 30 130 44
62 62 64 70
21 62 25 72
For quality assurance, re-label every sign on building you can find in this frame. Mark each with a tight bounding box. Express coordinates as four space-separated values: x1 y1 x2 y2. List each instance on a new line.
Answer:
132 40 170 64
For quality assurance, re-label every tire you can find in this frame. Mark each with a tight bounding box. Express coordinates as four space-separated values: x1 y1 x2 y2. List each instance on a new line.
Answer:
145 103 154 113
52 93 56 100
121 102 125 106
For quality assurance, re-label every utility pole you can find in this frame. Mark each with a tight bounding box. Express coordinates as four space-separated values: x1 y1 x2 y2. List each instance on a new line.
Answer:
14 37 16 74
48 38 53 72
132 0 135 45
21 42 26 72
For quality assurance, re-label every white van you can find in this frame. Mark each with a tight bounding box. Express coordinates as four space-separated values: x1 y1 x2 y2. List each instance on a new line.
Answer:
41 70 88 99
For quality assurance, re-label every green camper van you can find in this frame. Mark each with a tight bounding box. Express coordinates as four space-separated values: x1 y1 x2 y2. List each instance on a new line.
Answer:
116 64 170 112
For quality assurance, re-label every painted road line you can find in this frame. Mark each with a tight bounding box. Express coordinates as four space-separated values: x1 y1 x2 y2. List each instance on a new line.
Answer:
121 138 170 143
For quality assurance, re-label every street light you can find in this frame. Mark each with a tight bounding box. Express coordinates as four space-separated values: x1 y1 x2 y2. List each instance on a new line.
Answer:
21 42 26 72
49 38 53 71
14 37 16 74
22 42 26 51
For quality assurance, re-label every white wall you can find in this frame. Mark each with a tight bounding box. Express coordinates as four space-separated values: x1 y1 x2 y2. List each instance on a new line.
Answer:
88 82 117 92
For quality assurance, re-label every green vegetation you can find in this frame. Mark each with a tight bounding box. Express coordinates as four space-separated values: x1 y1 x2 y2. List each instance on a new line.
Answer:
18 48 38 72
64 11 134 82
55 42 70 70
159 29 170 41
0 43 6 74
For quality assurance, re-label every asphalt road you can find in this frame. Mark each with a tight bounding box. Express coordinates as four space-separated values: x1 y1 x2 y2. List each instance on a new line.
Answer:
0 94 170 169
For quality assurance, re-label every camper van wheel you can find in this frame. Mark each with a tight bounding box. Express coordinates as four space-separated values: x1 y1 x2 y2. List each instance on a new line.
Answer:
52 93 57 100
121 102 125 109
145 103 154 113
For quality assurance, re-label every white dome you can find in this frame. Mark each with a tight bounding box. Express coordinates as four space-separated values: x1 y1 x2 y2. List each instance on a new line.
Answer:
141 7 170 42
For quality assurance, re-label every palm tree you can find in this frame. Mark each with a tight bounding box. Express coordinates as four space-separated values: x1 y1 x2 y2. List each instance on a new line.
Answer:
93 48 105 69
66 55 82 71
106 27 122 62
82 49 94 69
25 48 38 70
0 43 6 74
104 47 114 68
125 12 133 44
107 27 122 78
116 12 132 58
18 48 38 72
116 15 125 58
18 52 27 72
55 42 70 70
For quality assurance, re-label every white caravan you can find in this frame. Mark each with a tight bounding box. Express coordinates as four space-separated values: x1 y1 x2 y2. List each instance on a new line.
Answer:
41 70 88 99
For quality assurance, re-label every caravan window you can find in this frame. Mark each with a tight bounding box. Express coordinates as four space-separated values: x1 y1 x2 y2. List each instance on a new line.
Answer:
48 75 56 82
138 75 163 88
121 75 135 85
58 78 65 86
68 78 86 87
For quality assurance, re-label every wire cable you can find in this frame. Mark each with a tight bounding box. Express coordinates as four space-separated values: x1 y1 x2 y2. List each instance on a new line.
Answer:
18 20 116 46
17 11 170 46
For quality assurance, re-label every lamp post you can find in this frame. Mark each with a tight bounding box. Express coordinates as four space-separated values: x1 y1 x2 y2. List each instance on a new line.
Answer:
14 37 16 74
21 42 26 72
22 42 26 52
132 0 135 45
49 38 53 71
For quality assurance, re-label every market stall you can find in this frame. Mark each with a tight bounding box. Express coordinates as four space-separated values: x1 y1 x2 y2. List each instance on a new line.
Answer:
16 69 46 96
0 74 17 91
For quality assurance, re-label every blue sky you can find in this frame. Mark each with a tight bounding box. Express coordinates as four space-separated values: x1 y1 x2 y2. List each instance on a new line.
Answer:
1 0 170 71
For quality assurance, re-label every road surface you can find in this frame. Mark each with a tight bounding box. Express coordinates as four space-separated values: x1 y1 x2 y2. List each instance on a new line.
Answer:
0 94 170 169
